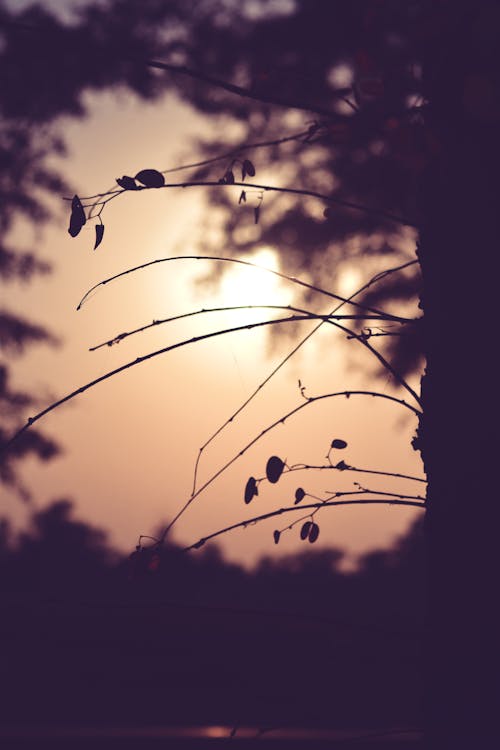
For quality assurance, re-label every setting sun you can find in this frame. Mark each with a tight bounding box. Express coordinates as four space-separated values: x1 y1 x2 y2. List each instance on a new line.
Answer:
214 247 293 309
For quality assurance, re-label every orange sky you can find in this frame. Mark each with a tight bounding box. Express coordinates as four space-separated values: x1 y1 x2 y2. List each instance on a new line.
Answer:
3 86 424 569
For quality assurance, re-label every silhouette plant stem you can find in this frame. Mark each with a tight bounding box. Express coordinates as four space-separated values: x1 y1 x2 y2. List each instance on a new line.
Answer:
284 462 426 484
329 318 421 405
190 258 419 494
184 496 426 551
76 254 409 319
276 488 425 539
159 389 421 541
159 125 324 176
71 180 417 229
89 304 411 351
1 314 325 451
144 57 356 118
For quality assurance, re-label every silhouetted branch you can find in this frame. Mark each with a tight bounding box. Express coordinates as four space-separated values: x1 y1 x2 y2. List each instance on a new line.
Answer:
144 58 356 118
72 178 417 229
276 487 425 541
76 254 411 320
89 304 410 351
160 389 421 540
184 496 425 551
159 125 323 175
190 259 419 493
1 313 343 452
328 318 421 406
285 462 426 484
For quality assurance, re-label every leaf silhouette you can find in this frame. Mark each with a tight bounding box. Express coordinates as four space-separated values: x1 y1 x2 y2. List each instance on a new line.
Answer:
254 205 260 224
244 476 258 504
94 224 105 250
266 455 284 483
331 439 348 449
273 530 281 545
116 175 138 190
308 523 320 543
300 521 312 540
224 169 235 184
238 190 247 204
192 538 206 549
68 194 86 237
243 158 256 177
294 487 306 504
134 169 165 188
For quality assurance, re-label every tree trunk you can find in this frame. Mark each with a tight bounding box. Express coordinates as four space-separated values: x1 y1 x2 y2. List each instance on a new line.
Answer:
419 4 500 745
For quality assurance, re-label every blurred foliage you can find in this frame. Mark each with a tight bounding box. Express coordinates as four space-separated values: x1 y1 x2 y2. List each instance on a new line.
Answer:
2 0 457 487
0 498 424 727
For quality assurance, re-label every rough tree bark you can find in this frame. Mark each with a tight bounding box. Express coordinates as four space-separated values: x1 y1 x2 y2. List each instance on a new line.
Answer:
419 3 500 745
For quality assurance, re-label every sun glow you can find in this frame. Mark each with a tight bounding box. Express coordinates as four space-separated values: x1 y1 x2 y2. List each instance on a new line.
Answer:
216 247 293 309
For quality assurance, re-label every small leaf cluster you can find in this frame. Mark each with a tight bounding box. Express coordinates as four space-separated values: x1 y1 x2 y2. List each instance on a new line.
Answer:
67 168 166 251
219 158 256 185
243 436 348 548
68 194 105 250
117 168 165 190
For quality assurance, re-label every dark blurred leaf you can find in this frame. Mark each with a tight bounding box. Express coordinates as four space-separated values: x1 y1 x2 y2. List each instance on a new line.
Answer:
244 476 258 504
273 529 280 545
308 523 320 543
243 158 255 177
238 190 247 204
135 169 165 188
254 205 260 224
68 195 86 237
192 538 206 549
331 439 348 449
94 224 104 250
300 521 312 540
224 169 235 184
266 455 284 484
294 487 306 504
116 175 138 190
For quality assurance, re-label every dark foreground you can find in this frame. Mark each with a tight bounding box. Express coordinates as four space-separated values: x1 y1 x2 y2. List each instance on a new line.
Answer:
0 726 423 749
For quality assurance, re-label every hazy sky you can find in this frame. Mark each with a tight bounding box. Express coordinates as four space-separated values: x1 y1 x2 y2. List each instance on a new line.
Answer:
3 32 424 568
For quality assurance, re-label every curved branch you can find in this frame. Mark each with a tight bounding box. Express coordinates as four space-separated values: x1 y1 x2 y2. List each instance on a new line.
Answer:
145 58 354 119
190 258 420 493
76 254 410 320
285 462 426 484
328 318 422 406
1 313 327 452
74 179 417 228
160 126 320 176
89 303 409 352
159 389 422 541
184 497 426 551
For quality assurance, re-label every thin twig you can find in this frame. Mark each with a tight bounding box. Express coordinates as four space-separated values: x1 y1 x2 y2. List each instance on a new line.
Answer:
1 314 342 452
328 318 421 406
190 258 420 494
144 58 355 118
285 462 426 484
70 179 417 229
76 254 410 320
158 389 422 542
184 497 425 551
89 304 410 352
